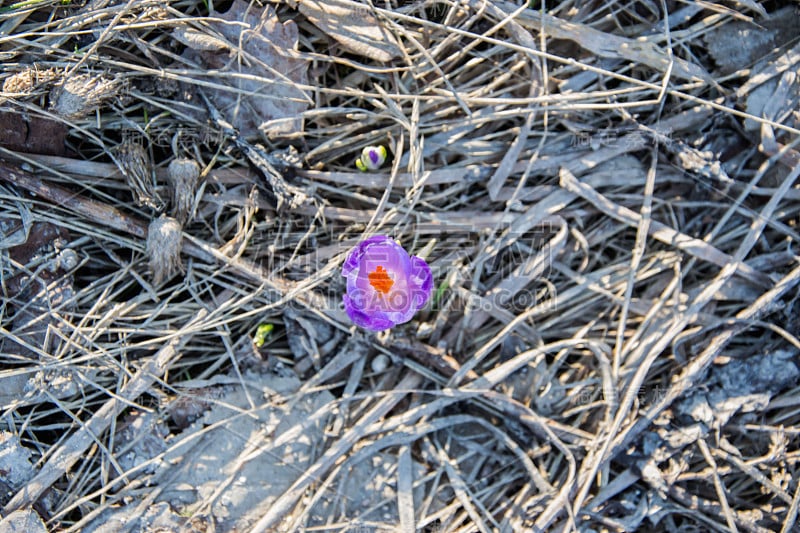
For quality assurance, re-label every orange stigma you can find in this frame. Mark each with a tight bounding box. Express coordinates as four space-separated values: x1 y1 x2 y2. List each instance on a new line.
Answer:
368 265 393 294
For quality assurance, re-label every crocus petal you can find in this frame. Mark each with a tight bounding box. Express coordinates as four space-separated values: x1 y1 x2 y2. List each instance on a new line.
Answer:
344 293 395 330
409 256 433 310
342 235 391 277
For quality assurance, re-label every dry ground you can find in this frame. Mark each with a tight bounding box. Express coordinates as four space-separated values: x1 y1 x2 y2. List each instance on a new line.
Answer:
1 0 800 532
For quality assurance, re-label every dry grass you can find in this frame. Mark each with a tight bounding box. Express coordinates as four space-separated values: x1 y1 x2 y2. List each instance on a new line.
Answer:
1 0 799 531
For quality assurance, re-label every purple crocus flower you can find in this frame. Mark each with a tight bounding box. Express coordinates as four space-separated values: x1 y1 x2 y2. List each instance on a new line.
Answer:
342 235 433 331
355 145 388 171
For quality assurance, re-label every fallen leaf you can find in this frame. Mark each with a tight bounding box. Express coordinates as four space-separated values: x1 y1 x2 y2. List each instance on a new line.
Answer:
495 0 711 83
3 221 75 361
179 0 310 138
82 372 335 532
705 6 798 75
0 509 47 533
298 0 402 62
0 111 67 156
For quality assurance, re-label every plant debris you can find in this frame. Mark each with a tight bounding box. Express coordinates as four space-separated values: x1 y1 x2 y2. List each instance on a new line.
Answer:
178 0 310 138
146 215 183 284
297 0 403 62
49 73 119 120
0 1 799 531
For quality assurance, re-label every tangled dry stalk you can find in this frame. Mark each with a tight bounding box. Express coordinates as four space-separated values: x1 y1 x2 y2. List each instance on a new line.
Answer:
1 0 799 531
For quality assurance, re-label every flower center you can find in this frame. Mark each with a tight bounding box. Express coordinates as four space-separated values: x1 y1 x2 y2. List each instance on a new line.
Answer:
368 265 394 294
